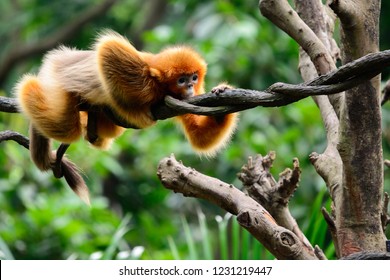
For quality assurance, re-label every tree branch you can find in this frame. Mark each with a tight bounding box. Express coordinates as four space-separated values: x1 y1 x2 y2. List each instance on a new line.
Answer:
0 130 29 149
381 80 390 106
236 152 318 256
259 0 342 116
0 96 19 113
290 0 343 254
381 192 390 232
2 50 390 123
157 154 319 260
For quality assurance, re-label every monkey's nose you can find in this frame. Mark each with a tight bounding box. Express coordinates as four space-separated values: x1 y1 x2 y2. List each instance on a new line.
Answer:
185 86 194 97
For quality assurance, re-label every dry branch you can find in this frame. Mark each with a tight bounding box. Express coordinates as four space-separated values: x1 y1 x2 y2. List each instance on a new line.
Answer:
236 152 317 255
290 0 343 220
157 154 318 260
381 192 390 232
259 0 342 116
382 80 390 106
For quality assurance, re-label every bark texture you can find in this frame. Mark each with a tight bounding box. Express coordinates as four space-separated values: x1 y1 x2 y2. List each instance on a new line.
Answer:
330 0 386 256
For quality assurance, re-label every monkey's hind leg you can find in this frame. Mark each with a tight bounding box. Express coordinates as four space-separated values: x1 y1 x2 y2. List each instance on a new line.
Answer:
80 111 125 150
16 74 82 144
29 125 53 171
17 76 90 204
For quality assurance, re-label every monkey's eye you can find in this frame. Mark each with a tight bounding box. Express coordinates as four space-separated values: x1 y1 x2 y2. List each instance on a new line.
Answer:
192 74 198 82
177 77 187 86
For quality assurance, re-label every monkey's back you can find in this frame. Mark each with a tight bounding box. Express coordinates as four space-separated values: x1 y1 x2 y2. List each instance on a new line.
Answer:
38 47 109 105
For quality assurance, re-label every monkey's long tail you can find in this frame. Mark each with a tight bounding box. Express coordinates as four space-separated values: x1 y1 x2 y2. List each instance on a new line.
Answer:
30 125 90 205
58 151 90 205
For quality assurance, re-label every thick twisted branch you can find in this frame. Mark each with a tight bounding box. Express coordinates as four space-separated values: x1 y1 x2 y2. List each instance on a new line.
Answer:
2 50 390 126
260 0 342 116
0 49 389 146
1 49 389 166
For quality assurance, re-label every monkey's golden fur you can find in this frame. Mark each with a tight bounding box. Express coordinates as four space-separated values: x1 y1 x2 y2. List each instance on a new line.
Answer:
15 31 238 202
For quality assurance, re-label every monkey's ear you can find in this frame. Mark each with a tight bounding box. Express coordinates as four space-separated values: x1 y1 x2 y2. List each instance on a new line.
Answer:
150 68 162 80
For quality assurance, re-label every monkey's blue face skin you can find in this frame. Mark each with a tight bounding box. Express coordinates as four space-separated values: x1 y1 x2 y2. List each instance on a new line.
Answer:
177 73 199 98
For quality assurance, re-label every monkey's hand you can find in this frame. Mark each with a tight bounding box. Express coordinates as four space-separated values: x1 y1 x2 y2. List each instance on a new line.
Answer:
211 83 233 95
210 83 236 124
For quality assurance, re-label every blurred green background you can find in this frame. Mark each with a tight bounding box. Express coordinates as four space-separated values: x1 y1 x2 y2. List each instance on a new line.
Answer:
0 0 389 260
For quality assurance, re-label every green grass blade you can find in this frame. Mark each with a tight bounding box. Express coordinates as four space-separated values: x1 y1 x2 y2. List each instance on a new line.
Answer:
181 215 198 260
241 227 251 259
305 188 326 242
0 234 14 260
231 219 240 259
167 236 181 260
197 210 212 260
324 242 336 259
102 214 132 260
216 214 231 259
252 236 263 260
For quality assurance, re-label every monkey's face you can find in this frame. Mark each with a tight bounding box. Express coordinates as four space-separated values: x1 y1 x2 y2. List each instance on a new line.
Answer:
169 73 200 99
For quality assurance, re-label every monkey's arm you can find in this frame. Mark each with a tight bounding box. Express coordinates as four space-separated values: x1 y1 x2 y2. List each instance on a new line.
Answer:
178 112 238 156
177 83 238 155
96 32 161 128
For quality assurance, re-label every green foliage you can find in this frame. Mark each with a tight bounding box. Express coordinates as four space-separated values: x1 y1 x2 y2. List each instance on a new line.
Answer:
301 188 335 259
169 189 335 260
0 191 124 259
168 212 274 260
1 0 389 260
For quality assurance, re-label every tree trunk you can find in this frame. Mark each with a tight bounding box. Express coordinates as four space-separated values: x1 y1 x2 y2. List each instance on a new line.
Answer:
330 0 386 256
